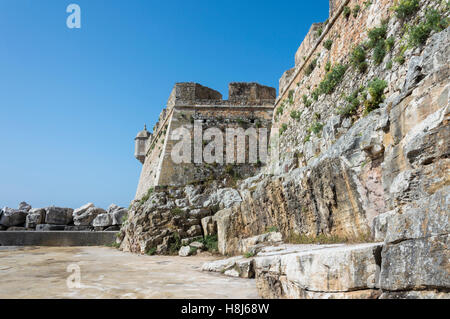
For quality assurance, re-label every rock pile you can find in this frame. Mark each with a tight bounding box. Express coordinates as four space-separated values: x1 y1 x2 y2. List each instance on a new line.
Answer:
0 202 128 232
119 182 242 255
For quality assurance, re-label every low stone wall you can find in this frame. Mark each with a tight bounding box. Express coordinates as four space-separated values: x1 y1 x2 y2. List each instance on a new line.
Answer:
0 231 118 247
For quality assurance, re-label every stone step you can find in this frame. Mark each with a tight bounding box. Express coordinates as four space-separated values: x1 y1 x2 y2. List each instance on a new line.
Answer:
202 242 383 299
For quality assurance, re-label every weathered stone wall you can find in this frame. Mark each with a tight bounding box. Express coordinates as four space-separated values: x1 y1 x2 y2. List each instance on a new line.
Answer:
157 105 273 187
220 0 449 244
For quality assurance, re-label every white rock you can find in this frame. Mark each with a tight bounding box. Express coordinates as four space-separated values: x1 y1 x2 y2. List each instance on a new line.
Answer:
178 246 192 257
107 204 120 213
73 203 95 217
92 213 113 227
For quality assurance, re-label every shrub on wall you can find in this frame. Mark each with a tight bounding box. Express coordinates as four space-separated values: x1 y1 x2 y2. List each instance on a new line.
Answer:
364 78 388 114
290 110 302 121
343 6 351 19
309 121 324 135
350 45 368 73
302 94 313 107
279 123 288 135
394 0 420 20
337 89 361 117
318 64 347 95
353 5 361 18
408 9 449 47
305 58 318 76
367 23 388 64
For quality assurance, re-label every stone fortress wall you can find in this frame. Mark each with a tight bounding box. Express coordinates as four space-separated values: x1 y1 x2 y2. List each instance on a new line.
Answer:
135 82 276 200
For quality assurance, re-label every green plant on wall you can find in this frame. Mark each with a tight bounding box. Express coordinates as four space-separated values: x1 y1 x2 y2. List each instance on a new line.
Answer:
367 23 388 65
140 187 154 205
337 89 362 117
364 78 388 114
290 110 302 121
302 94 312 107
343 6 351 19
324 39 333 50
305 58 318 76
312 89 320 101
318 64 347 95
350 45 368 73
316 26 323 37
394 0 420 20
279 123 288 135
408 9 449 47
309 121 324 135
353 5 361 18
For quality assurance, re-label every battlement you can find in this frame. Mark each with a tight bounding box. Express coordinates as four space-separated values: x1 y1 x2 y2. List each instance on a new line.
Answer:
228 82 277 105
169 82 276 107
168 83 223 107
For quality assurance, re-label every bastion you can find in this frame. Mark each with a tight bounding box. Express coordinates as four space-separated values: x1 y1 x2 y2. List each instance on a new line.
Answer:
134 82 276 200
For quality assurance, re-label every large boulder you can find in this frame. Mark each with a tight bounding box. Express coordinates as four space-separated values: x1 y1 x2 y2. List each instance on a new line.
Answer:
25 209 46 229
201 216 217 237
73 207 105 226
73 203 95 217
237 232 283 255
111 208 128 225
92 213 113 227
45 207 74 225
189 193 210 207
203 188 243 209
0 208 28 227
380 235 449 292
178 246 193 257
202 256 255 278
254 243 383 299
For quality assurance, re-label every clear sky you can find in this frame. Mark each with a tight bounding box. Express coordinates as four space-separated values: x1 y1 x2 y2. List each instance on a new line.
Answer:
0 0 329 209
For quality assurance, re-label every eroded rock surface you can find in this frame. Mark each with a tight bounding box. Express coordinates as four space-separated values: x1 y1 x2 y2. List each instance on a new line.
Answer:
123 0 449 299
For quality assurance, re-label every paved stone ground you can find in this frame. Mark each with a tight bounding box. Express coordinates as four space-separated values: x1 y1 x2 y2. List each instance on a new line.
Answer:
0 246 258 299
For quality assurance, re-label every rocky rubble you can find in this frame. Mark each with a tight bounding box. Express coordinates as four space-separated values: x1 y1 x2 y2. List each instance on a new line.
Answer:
0 202 128 232
119 181 242 255
120 0 449 299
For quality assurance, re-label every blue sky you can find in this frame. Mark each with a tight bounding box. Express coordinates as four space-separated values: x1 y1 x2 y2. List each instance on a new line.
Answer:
0 0 329 209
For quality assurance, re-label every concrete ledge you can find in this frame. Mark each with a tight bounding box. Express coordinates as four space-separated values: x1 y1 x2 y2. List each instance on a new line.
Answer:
0 231 118 247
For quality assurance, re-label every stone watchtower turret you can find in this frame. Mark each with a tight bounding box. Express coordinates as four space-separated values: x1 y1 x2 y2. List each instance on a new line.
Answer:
134 125 151 164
